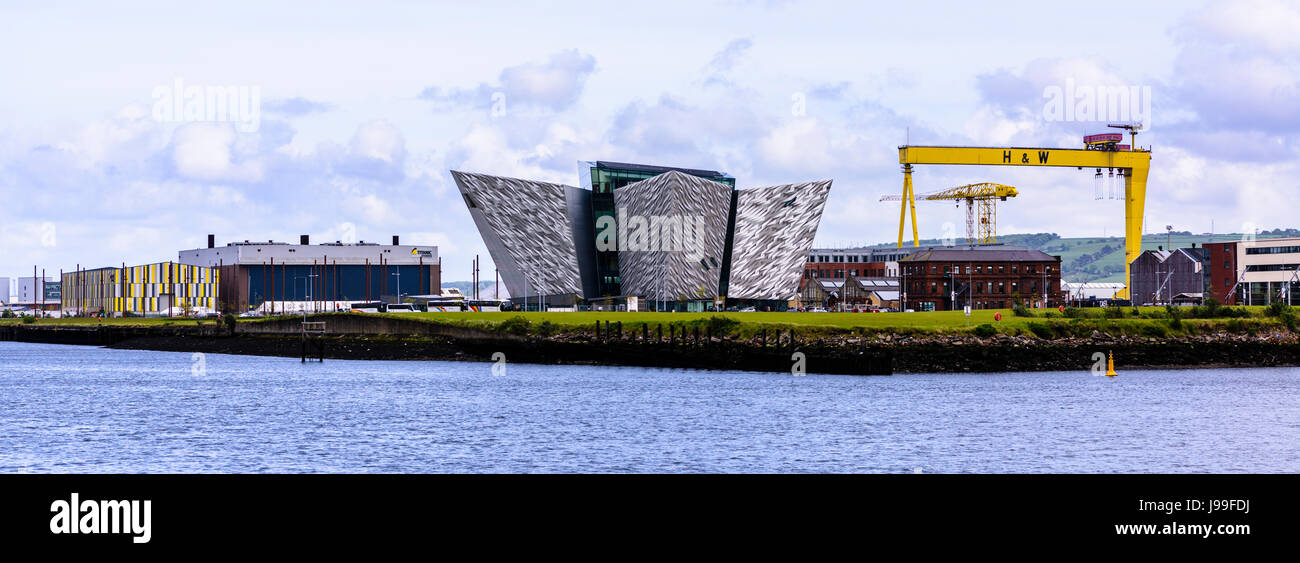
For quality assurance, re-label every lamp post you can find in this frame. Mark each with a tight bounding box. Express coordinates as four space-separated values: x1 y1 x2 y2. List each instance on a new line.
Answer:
1042 266 1048 308
391 269 402 304
294 274 317 317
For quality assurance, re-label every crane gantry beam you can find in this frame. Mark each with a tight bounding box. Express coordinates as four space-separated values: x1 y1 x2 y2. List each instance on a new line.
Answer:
897 144 1151 300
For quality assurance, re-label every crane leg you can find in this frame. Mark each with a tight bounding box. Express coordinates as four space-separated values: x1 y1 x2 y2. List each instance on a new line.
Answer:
898 165 919 248
897 167 909 248
1121 165 1148 301
906 166 919 247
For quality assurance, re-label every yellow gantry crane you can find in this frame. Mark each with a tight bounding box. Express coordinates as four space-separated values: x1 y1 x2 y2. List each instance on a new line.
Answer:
895 124 1151 300
881 183 1018 245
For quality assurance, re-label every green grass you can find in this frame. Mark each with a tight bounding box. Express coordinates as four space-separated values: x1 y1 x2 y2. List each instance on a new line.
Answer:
6 306 1286 339
404 307 1282 338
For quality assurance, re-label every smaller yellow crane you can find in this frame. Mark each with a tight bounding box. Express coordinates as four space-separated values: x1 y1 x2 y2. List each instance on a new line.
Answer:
880 183 1018 245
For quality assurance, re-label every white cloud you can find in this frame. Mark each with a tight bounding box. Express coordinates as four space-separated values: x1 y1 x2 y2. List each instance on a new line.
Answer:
419 49 597 112
171 123 263 182
349 120 404 163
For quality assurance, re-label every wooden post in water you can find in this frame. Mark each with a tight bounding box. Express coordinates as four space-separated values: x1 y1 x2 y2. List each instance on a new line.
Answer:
657 323 662 342
616 321 622 340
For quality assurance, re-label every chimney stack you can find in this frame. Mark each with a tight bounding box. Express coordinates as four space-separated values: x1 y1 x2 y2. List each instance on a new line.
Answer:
207 234 215 249
301 235 310 245
393 235 400 245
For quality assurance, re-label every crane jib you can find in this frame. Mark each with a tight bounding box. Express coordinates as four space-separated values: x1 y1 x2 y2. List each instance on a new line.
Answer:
1003 150 1051 164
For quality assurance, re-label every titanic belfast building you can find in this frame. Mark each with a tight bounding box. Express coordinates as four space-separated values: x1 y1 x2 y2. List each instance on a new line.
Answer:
452 161 831 311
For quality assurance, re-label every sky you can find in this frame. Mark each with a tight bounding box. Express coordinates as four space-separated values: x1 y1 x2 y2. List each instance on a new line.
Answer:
1 0 1297 283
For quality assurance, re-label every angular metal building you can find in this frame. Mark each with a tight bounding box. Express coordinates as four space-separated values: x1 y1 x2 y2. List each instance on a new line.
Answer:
612 171 733 303
452 161 831 311
728 180 832 300
452 171 586 303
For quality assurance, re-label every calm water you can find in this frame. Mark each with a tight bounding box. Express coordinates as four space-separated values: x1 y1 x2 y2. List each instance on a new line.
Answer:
1 341 1297 473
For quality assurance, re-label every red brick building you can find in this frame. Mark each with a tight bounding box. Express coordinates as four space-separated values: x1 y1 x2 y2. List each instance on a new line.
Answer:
1202 241 1238 304
803 260 892 282
899 247 1063 311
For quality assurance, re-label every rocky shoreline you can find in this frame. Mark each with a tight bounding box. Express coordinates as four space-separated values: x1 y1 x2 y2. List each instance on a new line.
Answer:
4 319 1299 375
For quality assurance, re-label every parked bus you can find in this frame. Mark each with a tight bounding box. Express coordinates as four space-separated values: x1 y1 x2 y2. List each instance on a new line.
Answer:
349 301 384 313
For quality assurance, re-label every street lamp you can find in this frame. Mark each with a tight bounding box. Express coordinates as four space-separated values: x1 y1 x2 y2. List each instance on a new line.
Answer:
391 269 402 303
1042 266 1048 308
294 274 318 317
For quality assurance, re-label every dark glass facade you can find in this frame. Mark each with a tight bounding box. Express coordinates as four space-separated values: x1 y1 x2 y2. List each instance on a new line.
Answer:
246 264 431 305
583 161 736 298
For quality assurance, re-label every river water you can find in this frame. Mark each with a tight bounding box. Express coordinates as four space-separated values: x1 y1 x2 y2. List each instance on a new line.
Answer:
1 342 1296 473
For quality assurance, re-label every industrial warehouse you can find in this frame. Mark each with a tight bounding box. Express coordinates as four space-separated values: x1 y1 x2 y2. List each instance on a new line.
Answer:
38 235 440 317
178 235 441 314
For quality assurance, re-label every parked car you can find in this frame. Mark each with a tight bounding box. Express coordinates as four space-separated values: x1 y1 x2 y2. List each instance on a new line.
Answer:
238 310 262 318
738 307 756 312
807 307 828 313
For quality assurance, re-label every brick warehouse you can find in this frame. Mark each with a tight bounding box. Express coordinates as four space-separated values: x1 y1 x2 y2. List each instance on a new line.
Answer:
898 246 1063 311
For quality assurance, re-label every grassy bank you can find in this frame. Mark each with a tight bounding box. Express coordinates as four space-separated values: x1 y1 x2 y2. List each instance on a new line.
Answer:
5 304 1294 340
397 305 1295 338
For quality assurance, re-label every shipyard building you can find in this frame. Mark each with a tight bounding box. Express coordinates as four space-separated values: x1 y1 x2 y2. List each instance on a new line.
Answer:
1201 238 1300 306
178 235 440 313
898 246 1064 311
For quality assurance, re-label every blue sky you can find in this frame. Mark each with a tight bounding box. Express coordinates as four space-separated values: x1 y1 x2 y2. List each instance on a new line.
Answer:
2 0 1298 282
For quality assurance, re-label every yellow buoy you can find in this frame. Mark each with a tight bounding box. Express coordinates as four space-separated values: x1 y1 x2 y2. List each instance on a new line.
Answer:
1105 350 1118 377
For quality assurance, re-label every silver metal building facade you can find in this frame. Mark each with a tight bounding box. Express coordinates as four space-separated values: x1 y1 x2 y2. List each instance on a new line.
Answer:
453 161 832 311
